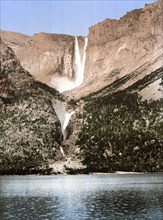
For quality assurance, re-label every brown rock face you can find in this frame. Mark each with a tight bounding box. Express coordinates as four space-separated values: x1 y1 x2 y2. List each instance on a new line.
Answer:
76 0 162 98
1 0 162 99
0 32 75 83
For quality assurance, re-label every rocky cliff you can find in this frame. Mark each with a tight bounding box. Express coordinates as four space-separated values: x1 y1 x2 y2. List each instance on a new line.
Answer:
71 0 163 98
0 0 162 174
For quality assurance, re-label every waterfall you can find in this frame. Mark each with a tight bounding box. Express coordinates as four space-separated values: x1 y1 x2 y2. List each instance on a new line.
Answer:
73 36 88 87
52 100 75 158
52 101 75 140
51 37 88 157
61 110 75 140
81 37 88 82
73 36 81 83
60 146 66 157
50 36 88 93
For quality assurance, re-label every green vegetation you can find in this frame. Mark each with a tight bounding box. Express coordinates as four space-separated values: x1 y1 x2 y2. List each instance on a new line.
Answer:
77 90 163 173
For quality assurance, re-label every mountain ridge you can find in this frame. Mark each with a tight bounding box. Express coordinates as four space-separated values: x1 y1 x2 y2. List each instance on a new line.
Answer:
1 0 162 99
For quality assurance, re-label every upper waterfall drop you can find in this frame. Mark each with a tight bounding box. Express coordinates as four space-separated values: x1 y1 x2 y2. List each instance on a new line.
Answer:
50 36 88 93
73 36 88 87
81 37 88 81
73 36 81 82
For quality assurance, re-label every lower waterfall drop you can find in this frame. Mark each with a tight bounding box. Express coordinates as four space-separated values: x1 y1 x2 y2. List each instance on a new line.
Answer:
52 100 75 159
52 100 75 141
60 146 66 157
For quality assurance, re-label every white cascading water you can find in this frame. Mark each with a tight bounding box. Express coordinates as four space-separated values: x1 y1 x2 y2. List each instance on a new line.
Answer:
52 100 74 158
81 37 88 84
52 101 75 141
60 146 66 158
50 36 88 93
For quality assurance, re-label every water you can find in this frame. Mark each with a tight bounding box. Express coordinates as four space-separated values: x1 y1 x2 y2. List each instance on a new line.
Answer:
50 36 88 93
0 174 163 220
73 36 88 87
52 100 75 140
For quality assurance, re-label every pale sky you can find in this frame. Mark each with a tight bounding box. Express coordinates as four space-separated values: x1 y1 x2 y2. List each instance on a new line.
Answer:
1 0 156 36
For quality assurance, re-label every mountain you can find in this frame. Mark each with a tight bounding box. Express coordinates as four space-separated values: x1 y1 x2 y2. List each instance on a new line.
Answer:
0 0 162 174
69 0 163 98
0 39 83 174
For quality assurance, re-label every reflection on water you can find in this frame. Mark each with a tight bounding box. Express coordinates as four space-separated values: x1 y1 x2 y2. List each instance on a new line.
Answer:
0 174 163 220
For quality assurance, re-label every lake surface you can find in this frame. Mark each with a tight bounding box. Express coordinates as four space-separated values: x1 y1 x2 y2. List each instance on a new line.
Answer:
0 174 163 220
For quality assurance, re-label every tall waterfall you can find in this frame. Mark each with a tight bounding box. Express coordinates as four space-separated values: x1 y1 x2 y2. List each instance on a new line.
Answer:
50 36 88 93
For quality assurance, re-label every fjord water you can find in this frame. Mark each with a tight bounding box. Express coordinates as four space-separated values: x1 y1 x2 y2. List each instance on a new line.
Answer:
1 174 162 220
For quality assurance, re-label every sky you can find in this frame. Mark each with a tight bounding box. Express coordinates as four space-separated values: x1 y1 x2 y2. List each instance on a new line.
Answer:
1 0 156 36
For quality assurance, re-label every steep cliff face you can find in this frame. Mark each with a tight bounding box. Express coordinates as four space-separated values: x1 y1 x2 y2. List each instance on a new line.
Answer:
1 1 162 99
0 31 86 90
71 0 162 98
0 38 33 99
1 32 74 78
